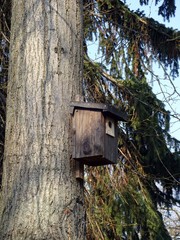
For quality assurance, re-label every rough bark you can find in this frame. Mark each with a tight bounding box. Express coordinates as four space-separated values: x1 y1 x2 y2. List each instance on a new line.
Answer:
0 0 85 239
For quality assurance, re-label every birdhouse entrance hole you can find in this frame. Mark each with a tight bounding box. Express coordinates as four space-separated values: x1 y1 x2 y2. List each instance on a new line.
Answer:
105 117 115 137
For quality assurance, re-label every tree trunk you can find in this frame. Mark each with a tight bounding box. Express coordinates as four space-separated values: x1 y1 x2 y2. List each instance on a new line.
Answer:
0 0 85 239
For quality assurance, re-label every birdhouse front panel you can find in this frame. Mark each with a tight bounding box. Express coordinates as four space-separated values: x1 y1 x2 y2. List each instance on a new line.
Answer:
72 109 105 165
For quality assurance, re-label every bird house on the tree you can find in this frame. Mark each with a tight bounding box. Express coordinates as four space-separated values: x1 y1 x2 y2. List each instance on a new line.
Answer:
70 102 127 166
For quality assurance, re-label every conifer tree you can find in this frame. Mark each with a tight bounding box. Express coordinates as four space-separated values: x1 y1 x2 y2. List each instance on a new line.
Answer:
83 1 180 239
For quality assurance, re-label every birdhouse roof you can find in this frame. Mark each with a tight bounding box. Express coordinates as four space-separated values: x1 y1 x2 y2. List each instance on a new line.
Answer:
70 102 128 122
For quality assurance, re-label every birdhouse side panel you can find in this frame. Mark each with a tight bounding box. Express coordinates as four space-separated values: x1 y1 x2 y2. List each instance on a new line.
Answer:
72 110 104 160
104 119 118 164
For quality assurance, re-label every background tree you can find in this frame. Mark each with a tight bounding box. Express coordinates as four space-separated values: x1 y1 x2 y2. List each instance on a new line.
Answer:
0 0 180 239
161 205 180 239
83 1 180 239
0 0 85 239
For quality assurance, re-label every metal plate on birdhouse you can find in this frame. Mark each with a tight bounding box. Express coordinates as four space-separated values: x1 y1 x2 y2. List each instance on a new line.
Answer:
105 117 115 137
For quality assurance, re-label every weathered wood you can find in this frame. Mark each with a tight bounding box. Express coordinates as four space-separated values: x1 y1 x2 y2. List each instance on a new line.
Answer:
70 101 128 121
74 95 84 180
72 106 120 166
104 119 118 164
75 161 84 180
73 110 104 159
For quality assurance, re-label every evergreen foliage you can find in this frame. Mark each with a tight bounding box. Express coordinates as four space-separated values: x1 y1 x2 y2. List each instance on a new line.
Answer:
0 0 180 239
83 0 180 239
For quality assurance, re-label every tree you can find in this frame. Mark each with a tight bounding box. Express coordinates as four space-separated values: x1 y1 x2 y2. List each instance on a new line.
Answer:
161 204 180 239
0 0 180 239
0 0 85 239
82 0 180 239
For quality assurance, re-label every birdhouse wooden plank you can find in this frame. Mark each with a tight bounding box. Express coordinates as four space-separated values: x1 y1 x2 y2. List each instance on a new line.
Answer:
70 102 127 166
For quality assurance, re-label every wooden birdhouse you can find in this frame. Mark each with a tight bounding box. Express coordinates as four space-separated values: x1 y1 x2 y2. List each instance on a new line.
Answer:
70 102 127 166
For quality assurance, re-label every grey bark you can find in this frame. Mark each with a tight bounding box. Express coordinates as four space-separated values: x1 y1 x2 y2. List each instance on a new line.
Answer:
0 0 85 239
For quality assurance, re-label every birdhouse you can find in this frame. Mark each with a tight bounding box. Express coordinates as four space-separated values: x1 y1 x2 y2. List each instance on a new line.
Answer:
70 102 127 166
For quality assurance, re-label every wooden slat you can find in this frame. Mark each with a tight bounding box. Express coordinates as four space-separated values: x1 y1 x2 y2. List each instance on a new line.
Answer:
73 110 104 164
104 119 118 164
